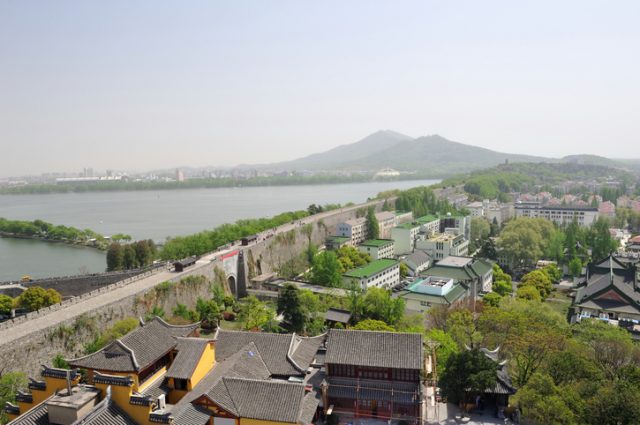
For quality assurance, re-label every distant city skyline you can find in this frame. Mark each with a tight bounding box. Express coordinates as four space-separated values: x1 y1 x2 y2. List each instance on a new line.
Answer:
2 0 640 178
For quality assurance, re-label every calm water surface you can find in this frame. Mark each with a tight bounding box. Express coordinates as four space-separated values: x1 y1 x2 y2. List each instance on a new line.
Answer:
0 180 438 280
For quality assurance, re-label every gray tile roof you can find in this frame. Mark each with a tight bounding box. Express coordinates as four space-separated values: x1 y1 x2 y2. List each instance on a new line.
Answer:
328 377 420 404
165 338 211 380
68 318 198 373
325 329 423 370
170 404 211 425
215 330 321 376
324 308 351 324
219 377 314 423
7 391 137 425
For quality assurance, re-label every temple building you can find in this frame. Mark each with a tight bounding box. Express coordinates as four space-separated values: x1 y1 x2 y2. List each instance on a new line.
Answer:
572 255 640 325
5 318 424 424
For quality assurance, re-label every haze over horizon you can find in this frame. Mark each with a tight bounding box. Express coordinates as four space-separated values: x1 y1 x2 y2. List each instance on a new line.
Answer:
2 0 640 177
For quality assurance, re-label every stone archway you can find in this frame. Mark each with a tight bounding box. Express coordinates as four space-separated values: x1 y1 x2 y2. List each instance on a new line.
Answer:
227 275 237 298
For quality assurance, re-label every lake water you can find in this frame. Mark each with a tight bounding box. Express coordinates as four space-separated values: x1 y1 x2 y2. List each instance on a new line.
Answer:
0 179 438 281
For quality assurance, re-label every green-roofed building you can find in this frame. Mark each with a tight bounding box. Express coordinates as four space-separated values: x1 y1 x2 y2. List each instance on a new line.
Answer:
398 276 469 312
326 235 351 250
357 239 394 260
420 256 494 295
343 259 400 290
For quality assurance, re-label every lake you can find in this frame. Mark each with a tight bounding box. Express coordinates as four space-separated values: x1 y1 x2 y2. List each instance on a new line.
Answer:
0 179 438 281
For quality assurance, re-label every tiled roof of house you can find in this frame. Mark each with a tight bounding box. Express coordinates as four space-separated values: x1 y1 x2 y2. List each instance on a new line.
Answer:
214 330 322 376
165 338 211 380
68 318 198 373
6 398 49 425
325 329 422 370
324 308 351 324
404 250 431 270
217 378 317 424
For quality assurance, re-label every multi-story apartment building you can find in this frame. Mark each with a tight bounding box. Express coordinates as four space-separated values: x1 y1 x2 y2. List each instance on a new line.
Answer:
343 259 400 289
375 211 396 238
335 217 367 245
395 211 414 225
439 214 470 240
358 239 395 260
416 232 469 261
515 201 599 226
391 222 422 255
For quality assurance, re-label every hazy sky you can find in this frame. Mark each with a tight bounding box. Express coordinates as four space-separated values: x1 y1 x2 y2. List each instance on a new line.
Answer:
2 1 640 177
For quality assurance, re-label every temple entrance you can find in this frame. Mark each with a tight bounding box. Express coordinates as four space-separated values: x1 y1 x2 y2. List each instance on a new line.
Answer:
227 275 237 297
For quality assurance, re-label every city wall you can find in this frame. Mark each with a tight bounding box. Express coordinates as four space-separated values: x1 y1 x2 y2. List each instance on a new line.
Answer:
0 198 389 377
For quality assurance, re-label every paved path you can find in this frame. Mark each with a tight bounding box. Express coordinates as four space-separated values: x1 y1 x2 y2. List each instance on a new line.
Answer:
0 198 387 347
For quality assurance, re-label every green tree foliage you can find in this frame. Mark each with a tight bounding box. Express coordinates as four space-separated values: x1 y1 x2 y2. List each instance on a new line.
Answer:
160 210 309 260
425 328 459 375
238 296 278 331
106 243 124 271
589 217 618 260
196 298 222 330
447 309 482 349
520 269 553 299
568 257 583 278
584 380 640 425
52 354 70 369
366 207 379 239
516 285 541 302
439 349 497 405
393 186 458 218
351 319 395 332
0 294 13 314
0 217 109 247
17 286 61 311
540 264 562 283
172 303 198 321
399 262 409 279
480 299 567 387
0 372 28 424
469 217 491 252
310 251 343 287
482 292 502 307
362 287 405 326
144 306 166 321
277 284 305 333
334 245 370 273
492 264 512 297
497 217 556 268
513 373 579 425
122 244 139 270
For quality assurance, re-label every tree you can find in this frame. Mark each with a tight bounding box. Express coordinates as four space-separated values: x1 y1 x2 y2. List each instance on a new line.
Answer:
470 217 490 252
277 284 305 332
520 269 553 299
516 285 541 302
310 251 343 287
541 264 562 283
497 217 555 268
425 328 459 375
447 310 482 349
17 286 61 311
483 292 502 307
513 373 578 425
134 240 152 267
362 287 405 326
196 298 222 330
439 349 497 406
366 207 379 239
0 372 28 424
0 294 13 314
590 217 618 260
145 306 166 321
52 354 70 369
568 257 582 278
106 242 124 271
585 380 640 425
122 244 139 270
492 264 512 296
238 296 277 331
399 262 409 279
352 319 395 332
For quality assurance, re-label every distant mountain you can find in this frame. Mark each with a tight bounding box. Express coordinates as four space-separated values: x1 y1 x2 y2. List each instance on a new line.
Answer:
259 130 413 171
260 132 550 177
560 154 625 168
340 134 549 175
